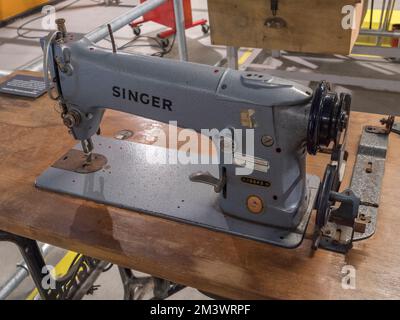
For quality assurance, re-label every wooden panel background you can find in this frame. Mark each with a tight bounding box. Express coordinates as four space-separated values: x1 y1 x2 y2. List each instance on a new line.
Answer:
208 0 365 55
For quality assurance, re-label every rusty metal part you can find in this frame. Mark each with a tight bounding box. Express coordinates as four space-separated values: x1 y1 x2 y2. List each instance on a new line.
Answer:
365 115 395 135
365 161 373 173
107 24 117 54
354 218 367 233
55 18 67 37
354 213 372 234
52 149 107 174
114 129 134 140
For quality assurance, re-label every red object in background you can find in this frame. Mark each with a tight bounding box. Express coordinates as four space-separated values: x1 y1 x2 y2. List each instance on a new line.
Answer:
130 0 209 42
391 24 400 48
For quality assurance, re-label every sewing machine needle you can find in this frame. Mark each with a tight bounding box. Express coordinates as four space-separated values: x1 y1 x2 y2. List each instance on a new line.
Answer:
85 151 93 165
81 138 94 166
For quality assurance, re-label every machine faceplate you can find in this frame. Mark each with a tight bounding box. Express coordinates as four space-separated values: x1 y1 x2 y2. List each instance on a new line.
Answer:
36 136 320 248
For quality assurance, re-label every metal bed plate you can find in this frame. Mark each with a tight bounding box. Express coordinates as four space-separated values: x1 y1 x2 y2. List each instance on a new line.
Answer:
36 136 319 248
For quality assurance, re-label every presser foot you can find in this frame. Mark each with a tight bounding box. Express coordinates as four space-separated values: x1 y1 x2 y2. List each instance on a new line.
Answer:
51 149 107 174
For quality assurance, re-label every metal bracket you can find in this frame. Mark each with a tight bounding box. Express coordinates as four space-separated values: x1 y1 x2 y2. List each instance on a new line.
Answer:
351 124 391 241
392 122 400 135
314 119 392 253
316 189 360 253
365 115 395 135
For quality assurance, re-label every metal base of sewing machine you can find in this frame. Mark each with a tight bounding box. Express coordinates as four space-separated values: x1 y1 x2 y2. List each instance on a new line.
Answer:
36 136 320 249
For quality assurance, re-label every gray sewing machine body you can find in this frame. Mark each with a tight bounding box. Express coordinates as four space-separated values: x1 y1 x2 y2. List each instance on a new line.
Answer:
40 31 357 251
46 34 314 229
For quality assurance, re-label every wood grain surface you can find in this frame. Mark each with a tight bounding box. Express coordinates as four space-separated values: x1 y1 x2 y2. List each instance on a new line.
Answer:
1 72 400 299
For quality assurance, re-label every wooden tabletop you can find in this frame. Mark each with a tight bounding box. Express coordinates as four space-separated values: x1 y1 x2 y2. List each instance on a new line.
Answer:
1 71 400 300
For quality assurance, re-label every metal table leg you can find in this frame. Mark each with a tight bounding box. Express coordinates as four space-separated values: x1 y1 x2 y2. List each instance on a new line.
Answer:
118 267 185 300
0 231 55 299
0 230 109 300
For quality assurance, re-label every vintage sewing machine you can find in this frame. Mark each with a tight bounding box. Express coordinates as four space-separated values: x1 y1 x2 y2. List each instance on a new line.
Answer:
36 23 368 254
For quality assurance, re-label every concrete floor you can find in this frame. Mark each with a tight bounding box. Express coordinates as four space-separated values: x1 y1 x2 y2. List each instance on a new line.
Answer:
0 0 399 300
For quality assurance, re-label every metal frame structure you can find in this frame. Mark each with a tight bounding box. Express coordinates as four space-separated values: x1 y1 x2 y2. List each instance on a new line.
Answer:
172 0 188 61
356 0 400 58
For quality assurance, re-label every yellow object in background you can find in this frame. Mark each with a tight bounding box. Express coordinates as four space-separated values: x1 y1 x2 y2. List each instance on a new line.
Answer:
26 251 80 300
362 9 400 30
0 0 50 22
357 9 400 46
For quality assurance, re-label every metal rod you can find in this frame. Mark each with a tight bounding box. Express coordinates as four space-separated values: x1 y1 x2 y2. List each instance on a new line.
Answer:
353 44 400 59
107 24 117 53
227 46 239 70
377 0 387 45
18 0 168 72
0 244 52 300
382 0 394 31
379 0 387 30
387 0 397 27
86 0 167 43
360 29 400 37
370 0 374 29
173 0 188 61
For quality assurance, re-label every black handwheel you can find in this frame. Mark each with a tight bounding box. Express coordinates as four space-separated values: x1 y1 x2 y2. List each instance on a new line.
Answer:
315 165 338 229
307 81 351 155
312 164 337 250
201 24 210 34
133 27 141 36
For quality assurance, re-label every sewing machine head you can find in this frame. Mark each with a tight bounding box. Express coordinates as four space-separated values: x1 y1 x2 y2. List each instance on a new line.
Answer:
41 25 359 253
